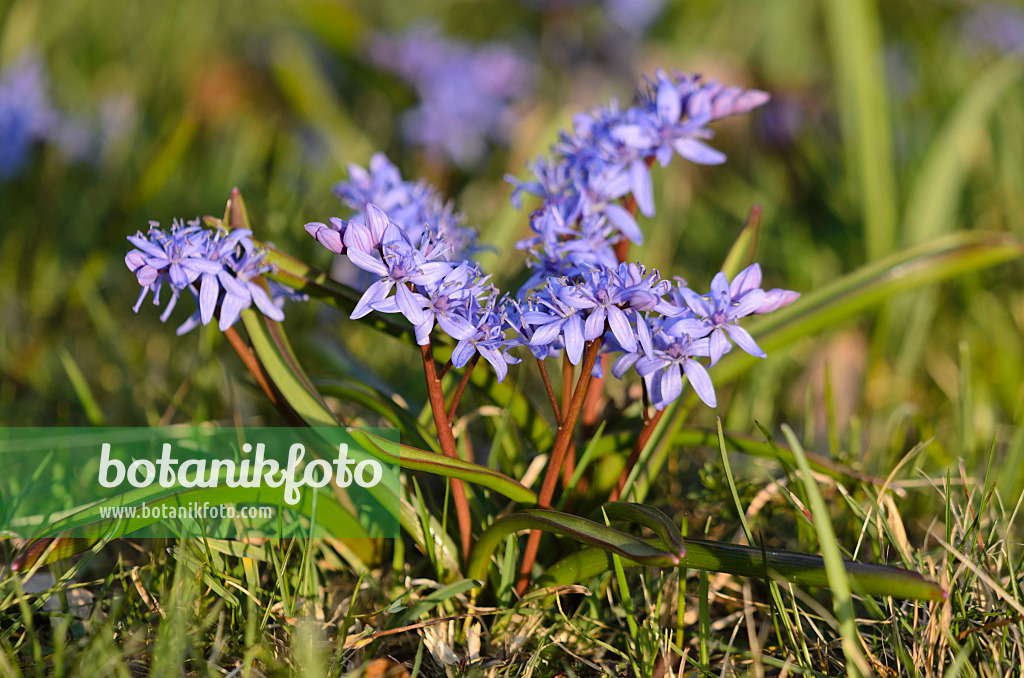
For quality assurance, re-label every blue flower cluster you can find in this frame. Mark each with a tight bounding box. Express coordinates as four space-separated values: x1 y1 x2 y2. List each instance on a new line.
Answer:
326 153 480 259
307 170 519 380
509 69 770 282
126 220 297 335
305 70 797 409
368 25 533 167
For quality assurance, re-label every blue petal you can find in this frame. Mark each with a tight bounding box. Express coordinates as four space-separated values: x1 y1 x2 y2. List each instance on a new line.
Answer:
564 314 584 365
478 346 508 382
708 328 730 365
396 284 430 324
451 339 476 368
657 77 681 125
351 279 392 319
673 138 726 165
249 283 284 321
612 352 640 379
724 324 766 358
683 360 717 407
437 312 476 341
584 306 607 341
218 292 246 331
629 160 655 217
659 363 683 407
348 248 389 277
604 203 644 244
199 272 219 325
606 305 636 352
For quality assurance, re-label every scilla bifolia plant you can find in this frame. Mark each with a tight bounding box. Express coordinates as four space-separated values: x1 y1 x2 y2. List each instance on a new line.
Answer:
123 70 947 603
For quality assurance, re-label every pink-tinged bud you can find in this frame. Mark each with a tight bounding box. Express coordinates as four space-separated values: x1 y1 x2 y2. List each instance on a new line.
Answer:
756 289 800 314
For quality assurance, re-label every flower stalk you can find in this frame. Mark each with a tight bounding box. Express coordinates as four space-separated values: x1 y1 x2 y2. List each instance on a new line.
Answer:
518 337 603 592
421 342 473 557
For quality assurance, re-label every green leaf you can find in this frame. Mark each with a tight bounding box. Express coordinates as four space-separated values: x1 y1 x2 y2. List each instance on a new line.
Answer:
712 231 1024 384
536 536 946 602
347 428 537 505
240 309 339 428
466 508 684 584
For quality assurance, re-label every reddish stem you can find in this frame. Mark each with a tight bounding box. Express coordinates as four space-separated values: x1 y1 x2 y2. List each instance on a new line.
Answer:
536 357 562 425
517 338 603 592
420 343 473 557
224 327 306 428
609 408 665 501
447 354 479 423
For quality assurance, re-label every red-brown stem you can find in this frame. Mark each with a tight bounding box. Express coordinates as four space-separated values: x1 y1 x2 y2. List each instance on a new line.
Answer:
447 354 479 423
420 343 473 557
613 192 640 263
608 408 665 501
536 357 562 425
561 354 573 417
437 359 453 381
560 354 576 489
517 338 603 593
224 327 306 428
581 356 608 427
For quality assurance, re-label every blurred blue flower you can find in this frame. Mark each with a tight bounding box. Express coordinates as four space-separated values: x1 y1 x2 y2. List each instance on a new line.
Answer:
962 3 1024 54
369 26 533 167
331 153 480 259
0 55 58 178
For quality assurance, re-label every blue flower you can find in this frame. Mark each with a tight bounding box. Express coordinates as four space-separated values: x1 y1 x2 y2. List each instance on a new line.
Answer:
345 205 454 322
451 297 521 382
613 329 716 409
368 27 533 167
330 154 480 259
127 219 295 334
665 264 798 365
522 279 587 364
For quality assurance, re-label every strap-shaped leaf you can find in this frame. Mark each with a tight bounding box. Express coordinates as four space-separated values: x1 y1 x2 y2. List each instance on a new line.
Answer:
602 502 685 556
536 537 946 602
467 508 685 583
240 308 339 428
346 428 537 505
713 230 1024 384
11 482 373 571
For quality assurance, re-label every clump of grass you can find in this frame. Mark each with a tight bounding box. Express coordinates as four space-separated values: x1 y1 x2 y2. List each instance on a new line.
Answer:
3 427 1023 677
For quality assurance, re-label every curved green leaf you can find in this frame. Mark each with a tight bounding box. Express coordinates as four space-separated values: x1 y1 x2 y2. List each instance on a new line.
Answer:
713 231 1024 384
346 428 537 505
467 508 685 583
240 308 339 428
603 502 685 555
537 537 946 602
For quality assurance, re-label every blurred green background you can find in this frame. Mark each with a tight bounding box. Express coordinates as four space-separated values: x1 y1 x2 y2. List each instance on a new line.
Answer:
1 0 1022 488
